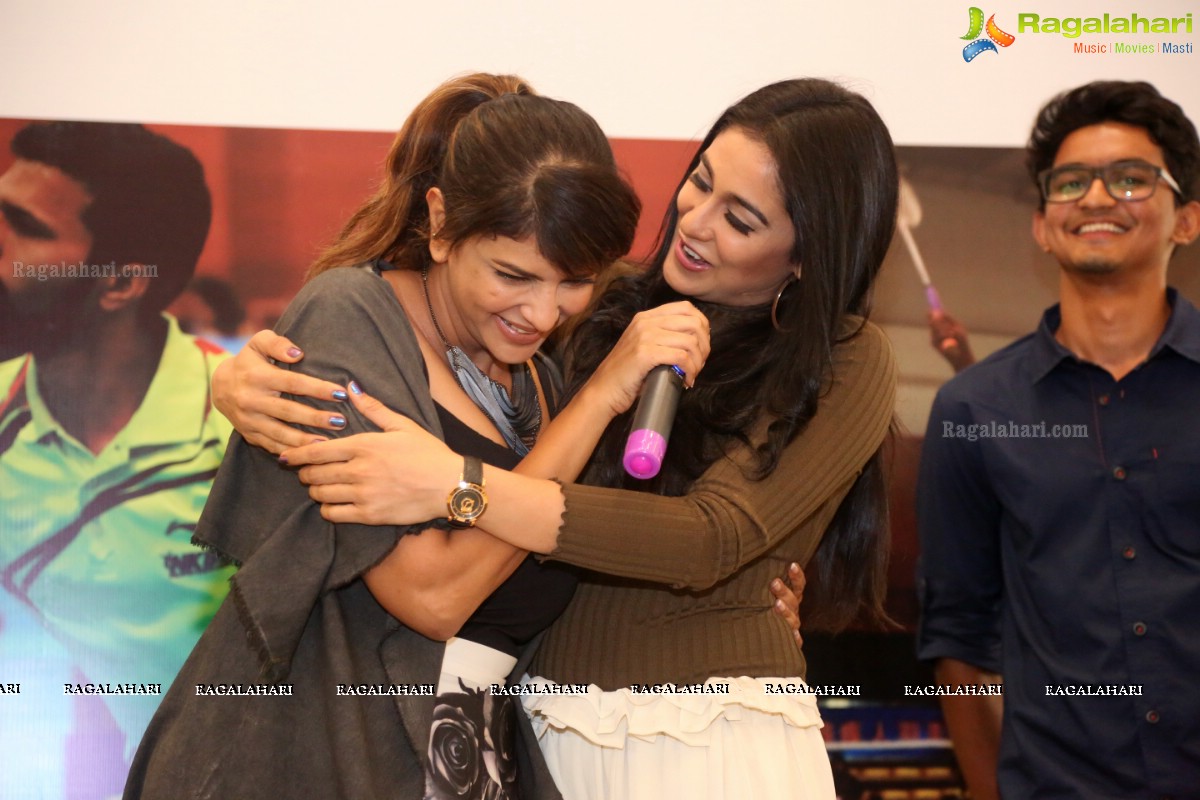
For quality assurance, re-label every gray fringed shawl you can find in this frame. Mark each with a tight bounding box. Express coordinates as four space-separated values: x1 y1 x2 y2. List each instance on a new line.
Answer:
124 265 560 800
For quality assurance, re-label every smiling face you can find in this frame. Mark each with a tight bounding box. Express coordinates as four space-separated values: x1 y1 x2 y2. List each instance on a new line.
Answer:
663 127 797 307
430 232 595 376
0 159 96 359
1032 122 1200 279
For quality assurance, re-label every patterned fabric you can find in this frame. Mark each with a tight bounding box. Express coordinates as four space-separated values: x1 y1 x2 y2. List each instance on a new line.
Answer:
428 682 521 800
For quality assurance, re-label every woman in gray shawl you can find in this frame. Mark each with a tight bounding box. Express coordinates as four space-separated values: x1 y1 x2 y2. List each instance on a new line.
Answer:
123 73 707 800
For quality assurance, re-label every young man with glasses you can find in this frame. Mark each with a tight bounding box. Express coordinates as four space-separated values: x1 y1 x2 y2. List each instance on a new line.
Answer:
916 81 1200 799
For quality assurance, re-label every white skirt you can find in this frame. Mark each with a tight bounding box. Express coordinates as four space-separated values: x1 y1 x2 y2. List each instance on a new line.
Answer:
520 676 835 800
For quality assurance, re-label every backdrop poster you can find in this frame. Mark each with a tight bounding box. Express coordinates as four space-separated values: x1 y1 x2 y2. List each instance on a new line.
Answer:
1 1 1197 797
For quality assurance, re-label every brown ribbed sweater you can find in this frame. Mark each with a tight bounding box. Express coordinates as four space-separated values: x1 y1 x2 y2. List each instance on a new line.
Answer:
531 321 896 690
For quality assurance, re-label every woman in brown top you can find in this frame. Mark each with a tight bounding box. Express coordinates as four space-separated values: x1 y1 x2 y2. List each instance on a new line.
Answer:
218 78 896 799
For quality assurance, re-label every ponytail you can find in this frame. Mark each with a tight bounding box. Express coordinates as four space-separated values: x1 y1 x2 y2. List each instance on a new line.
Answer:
307 74 533 279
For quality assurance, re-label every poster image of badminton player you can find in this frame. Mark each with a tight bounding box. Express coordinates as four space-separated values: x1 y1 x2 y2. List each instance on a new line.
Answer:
0 121 235 799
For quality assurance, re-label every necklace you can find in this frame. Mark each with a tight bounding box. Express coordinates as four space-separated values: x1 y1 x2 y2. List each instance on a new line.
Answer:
421 267 541 455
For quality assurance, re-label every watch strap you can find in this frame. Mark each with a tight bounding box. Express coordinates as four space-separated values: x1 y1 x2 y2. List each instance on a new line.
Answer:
462 455 484 486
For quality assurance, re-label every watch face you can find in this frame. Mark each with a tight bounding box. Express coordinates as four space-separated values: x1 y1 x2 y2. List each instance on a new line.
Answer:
449 484 486 523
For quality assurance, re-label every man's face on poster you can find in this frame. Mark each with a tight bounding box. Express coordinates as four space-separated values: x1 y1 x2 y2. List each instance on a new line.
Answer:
0 159 96 361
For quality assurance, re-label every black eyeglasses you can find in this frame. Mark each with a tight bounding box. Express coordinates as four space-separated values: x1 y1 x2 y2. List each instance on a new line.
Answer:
1038 159 1183 204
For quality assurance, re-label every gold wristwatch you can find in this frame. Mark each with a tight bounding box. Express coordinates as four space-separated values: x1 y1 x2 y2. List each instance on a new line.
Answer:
446 455 487 528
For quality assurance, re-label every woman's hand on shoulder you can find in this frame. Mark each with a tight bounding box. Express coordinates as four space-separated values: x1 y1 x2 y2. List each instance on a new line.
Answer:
278 385 459 526
581 301 711 417
212 330 350 454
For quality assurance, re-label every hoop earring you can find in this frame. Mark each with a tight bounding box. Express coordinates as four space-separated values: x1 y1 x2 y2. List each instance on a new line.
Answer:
770 274 799 332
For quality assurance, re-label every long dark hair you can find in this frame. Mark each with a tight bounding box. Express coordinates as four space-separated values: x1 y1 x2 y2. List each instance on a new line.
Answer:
308 73 640 279
563 78 899 630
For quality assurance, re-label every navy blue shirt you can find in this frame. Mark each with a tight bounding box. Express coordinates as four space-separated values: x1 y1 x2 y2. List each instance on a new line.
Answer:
917 289 1200 799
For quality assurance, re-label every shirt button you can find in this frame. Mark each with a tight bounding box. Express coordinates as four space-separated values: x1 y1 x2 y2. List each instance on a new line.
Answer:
1122 547 1136 560
1098 394 1110 406
1133 622 1147 636
1146 709 1160 724
1112 466 1127 480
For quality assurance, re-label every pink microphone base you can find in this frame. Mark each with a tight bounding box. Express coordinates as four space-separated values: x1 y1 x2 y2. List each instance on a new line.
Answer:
623 429 667 479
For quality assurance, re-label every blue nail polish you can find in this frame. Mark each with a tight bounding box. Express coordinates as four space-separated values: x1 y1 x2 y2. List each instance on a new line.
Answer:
349 381 363 396
330 415 346 428
277 455 288 465
332 389 348 401
286 347 303 359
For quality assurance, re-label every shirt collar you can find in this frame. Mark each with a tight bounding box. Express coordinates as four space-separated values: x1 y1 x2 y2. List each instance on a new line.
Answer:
1029 304 1073 384
22 314 218 456
123 313 219 452
1030 287 1200 383
1157 288 1200 364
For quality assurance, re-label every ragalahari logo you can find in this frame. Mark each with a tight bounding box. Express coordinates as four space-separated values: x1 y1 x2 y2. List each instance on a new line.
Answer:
962 7 1016 61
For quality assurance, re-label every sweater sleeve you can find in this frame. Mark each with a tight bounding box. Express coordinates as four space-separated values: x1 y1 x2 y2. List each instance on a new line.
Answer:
546 321 897 590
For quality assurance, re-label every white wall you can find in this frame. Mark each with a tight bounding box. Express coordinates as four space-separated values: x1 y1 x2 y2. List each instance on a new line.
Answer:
3 0 1197 144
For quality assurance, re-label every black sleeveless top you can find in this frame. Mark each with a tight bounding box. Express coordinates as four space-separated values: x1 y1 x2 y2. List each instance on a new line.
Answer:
433 367 578 658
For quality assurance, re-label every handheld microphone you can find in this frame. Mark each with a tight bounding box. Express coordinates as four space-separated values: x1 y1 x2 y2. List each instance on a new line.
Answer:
623 365 685 479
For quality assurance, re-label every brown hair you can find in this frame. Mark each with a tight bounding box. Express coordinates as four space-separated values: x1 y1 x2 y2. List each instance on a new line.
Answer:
308 73 639 279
